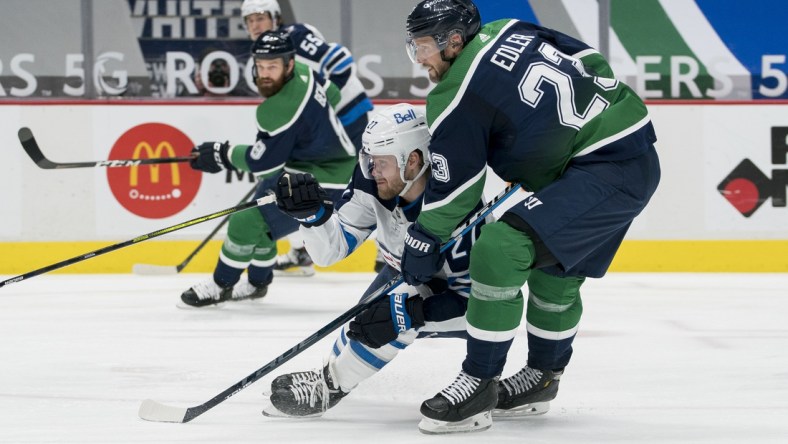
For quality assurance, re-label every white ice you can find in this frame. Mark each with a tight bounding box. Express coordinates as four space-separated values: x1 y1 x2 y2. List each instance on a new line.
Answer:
1 272 787 443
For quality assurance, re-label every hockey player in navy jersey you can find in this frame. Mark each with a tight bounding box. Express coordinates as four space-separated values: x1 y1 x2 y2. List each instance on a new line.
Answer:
400 0 661 434
240 0 376 275
261 103 488 418
181 30 356 307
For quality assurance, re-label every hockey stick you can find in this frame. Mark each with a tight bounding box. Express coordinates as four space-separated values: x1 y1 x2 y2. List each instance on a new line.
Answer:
138 182 522 423
18 127 194 169
0 194 276 289
132 185 258 275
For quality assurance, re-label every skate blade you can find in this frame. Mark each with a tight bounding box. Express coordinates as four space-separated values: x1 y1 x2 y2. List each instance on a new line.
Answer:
492 401 549 418
273 266 315 277
262 403 323 419
175 301 225 310
418 410 492 435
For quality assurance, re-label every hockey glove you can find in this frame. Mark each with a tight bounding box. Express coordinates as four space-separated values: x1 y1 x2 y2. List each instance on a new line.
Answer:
190 141 233 173
401 222 445 286
275 173 333 227
347 293 425 348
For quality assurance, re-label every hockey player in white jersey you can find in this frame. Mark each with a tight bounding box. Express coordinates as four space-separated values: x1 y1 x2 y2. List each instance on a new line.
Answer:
263 103 487 418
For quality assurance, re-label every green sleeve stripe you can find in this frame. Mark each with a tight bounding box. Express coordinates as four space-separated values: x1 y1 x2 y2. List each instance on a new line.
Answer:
574 112 651 157
420 168 486 242
253 163 286 179
326 80 341 109
575 49 615 78
284 156 356 187
422 167 486 213
228 144 251 172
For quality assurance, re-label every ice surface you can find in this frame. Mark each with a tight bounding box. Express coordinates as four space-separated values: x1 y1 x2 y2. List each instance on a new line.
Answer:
1 272 787 443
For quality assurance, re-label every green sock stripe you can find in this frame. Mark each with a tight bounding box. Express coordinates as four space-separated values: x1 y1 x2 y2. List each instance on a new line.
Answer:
466 293 524 333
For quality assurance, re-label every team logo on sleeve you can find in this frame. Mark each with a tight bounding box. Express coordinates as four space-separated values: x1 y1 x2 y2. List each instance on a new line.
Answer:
250 140 267 160
430 153 450 182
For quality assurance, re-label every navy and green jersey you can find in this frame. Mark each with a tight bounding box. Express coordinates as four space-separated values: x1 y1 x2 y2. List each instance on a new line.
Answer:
420 19 657 241
283 23 373 131
227 61 356 189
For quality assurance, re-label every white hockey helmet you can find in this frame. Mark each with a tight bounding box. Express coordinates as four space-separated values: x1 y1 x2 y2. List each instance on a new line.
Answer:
360 103 431 196
242 0 281 26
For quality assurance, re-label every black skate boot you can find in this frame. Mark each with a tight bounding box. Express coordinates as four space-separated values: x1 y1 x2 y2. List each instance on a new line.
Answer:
230 276 268 302
180 278 231 307
493 366 561 417
263 361 348 418
418 371 498 434
273 247 315 277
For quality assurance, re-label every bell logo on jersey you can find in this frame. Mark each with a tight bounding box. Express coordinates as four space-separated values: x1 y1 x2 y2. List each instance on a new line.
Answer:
394 108 417 124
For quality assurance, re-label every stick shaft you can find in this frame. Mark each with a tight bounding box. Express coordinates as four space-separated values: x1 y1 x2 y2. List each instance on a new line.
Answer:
18 127 193 169
0 195 275 289
139 183 522 423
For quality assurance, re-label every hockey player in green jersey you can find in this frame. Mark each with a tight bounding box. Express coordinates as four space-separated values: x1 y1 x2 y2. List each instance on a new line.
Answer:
182 30 356 307
399 0 661 434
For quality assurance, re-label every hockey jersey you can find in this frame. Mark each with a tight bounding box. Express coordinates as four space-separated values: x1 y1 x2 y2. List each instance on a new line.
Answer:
227 61 356 189
419 19 657 241
300 166 487 299
283 23 373 132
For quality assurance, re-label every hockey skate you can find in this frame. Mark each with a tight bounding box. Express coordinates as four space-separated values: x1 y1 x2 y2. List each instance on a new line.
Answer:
273 247 315 277
493 366 561 417
230 276 268 302
263 361 348 418
418 371 498 434
180 278 231 308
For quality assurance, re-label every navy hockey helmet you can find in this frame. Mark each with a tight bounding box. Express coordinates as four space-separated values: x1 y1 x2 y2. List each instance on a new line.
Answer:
405 0 481 62
251 30 295 63
251 30 295 81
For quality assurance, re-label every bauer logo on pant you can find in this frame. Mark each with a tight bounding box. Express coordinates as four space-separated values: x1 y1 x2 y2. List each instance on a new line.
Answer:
107 123 202 219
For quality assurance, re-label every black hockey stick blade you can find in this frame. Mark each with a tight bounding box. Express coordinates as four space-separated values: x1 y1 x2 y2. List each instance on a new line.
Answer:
138 183 523 423
18 127 194 169
0 194 276 289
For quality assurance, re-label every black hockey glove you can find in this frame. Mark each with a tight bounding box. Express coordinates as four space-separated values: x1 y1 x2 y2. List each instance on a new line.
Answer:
401 222 445 285
347 293 425 349
275 172 333 227
190 141 233 173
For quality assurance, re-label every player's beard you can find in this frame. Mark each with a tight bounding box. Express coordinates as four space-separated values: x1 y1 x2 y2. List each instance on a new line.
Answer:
423 59 450 83
256 73 286 98
376 175 406 200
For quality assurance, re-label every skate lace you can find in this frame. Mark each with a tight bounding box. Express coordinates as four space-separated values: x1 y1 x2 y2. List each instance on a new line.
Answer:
192 279 224 300
502 367 543 396
231 279 257 299
289 369 328 410
440 371 481 405
289 371 320 386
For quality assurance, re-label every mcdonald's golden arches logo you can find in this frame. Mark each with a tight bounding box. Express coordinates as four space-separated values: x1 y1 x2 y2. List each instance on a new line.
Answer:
107 123 201 219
